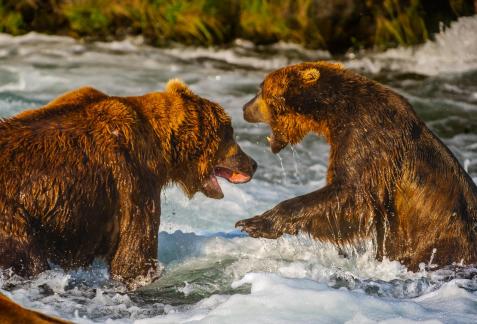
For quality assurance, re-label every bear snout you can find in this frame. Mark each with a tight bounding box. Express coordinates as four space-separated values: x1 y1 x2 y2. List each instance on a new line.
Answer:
215 146 257 184
243 95 267 123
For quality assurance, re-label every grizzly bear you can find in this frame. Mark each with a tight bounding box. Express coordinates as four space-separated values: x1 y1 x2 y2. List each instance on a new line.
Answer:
0 80 257 286
0 292 70 323
236 61 477 270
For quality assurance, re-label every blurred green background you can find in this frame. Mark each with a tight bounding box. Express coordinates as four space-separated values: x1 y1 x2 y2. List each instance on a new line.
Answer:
0 0 475 53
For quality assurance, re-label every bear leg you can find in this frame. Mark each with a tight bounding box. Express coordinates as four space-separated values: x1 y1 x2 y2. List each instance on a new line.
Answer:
109 193 161 289
0 206 49 277
237 185 372 243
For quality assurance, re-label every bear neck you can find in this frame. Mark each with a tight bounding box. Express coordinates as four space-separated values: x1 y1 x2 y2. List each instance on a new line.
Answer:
306 78 417 145
305 83 421 184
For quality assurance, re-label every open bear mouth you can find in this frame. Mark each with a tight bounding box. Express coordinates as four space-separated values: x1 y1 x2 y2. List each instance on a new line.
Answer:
214 166 252 184
267 133 288 154
201 166 252 199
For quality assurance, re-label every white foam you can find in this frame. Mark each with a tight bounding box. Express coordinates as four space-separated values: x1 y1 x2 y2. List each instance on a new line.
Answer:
347 15 477 76
95 36 144 53
139 272 477 323
0 32 75 46
160 40 330 71
2 230 476 323
198 235 410 282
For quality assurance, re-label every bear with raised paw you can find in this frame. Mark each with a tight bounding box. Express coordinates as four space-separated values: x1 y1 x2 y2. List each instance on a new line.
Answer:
0 80 256 287
236 61 477 270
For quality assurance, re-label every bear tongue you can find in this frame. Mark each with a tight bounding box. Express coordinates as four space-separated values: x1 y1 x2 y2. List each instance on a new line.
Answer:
229 172 251 183
214 167 251 184
202 174 224 199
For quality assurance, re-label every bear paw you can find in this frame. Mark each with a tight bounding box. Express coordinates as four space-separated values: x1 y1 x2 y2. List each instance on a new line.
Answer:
235 215 282 239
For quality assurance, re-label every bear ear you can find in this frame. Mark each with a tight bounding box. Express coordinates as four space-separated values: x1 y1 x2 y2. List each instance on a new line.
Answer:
299 68 320 85
165 79 194 96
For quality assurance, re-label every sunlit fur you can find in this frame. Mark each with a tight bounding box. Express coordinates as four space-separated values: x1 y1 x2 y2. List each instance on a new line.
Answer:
238 61 477 270
0 81 252 285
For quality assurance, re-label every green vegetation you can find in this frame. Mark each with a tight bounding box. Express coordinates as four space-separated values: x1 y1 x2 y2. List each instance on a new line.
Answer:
373 0 429 48
0 0 474 53
0 1 24 34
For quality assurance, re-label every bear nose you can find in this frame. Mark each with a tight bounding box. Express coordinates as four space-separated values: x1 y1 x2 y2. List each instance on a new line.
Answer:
243 95 261 123
251 158 258 174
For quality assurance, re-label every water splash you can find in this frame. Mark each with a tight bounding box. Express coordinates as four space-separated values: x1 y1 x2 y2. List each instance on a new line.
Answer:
276 153 288 185
347 15 477 76
290 146 304 185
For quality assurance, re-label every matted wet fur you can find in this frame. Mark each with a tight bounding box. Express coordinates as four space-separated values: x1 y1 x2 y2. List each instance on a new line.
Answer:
236 61 477 270
0 80 256 287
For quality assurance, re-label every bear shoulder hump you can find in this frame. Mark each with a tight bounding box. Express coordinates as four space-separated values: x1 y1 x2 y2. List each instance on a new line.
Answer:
46 86 108 108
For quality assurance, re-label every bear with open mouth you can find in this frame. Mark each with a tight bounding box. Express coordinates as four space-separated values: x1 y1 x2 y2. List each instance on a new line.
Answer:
0 80 256 287
236 61 477 270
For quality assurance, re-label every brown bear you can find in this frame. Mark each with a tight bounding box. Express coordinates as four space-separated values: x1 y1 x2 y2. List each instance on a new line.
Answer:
236 61 477 270
0 293 70 323
0 80 257 286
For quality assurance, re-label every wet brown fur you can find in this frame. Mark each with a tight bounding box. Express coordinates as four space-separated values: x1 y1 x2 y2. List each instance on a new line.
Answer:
0 80 255 285
0 293 70 323
237 62 477 270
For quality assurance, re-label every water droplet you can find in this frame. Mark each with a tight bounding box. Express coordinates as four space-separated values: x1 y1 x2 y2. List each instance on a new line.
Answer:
277 153 287 185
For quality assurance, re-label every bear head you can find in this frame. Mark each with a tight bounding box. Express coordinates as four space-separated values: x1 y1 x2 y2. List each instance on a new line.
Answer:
243 61 345 153
163 80 257 199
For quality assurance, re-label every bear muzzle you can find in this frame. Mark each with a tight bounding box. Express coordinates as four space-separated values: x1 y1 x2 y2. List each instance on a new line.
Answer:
267 132 288 154
215 146 257 184
201 145 257 199
243 95 270 123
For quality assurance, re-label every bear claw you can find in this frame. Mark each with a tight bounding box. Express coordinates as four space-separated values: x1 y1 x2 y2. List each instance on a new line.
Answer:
235 216 281 239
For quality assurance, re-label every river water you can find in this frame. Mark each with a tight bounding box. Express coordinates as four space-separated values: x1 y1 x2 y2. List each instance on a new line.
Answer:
0 16 476 324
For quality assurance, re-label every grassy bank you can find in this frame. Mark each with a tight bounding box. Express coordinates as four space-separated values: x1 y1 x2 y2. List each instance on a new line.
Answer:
0 0 475 53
